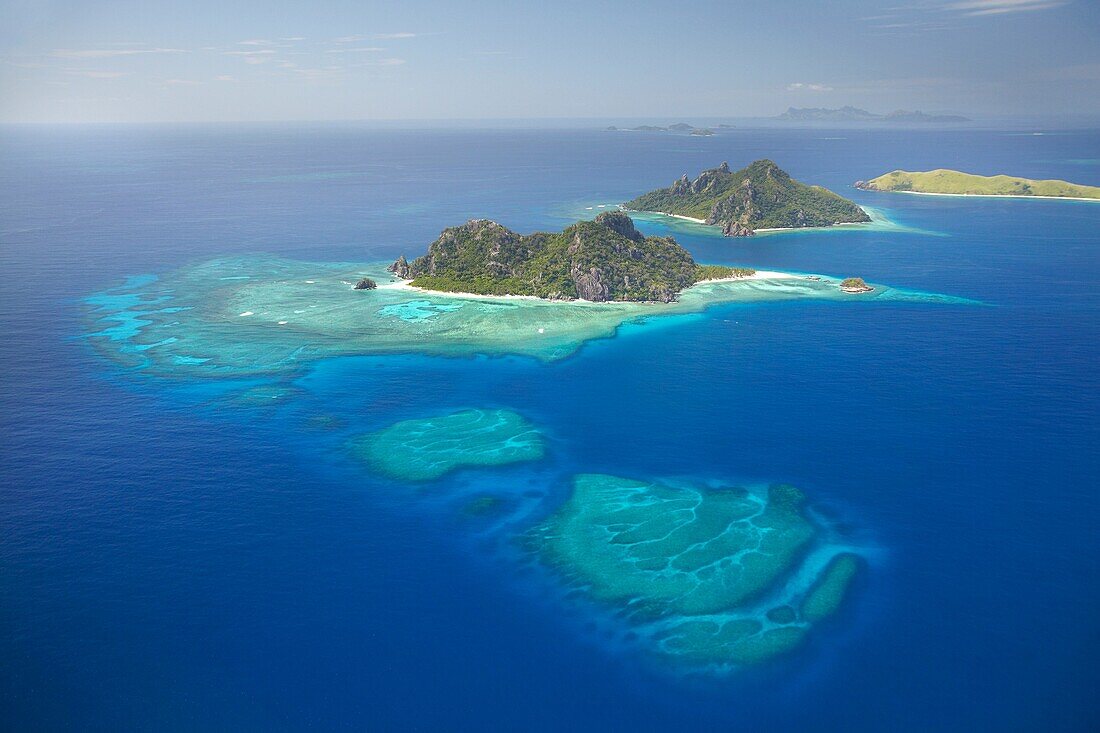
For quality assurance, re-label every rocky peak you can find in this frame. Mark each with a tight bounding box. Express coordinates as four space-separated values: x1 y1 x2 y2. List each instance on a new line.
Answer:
387 255 410 278
593 210 644 242
747 159 784 179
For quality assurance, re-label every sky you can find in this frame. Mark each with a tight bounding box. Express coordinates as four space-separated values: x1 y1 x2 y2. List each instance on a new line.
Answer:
1 0 1099 123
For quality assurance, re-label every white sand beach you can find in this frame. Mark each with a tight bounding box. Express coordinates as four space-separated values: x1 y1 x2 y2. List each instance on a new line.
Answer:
881 189 1100 202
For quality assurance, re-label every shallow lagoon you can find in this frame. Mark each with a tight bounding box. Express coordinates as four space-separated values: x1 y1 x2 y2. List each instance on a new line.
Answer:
84 254 973 378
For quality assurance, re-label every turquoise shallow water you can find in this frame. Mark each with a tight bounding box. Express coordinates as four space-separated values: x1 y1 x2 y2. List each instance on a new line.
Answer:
1 125 1098 730
82 254 972 377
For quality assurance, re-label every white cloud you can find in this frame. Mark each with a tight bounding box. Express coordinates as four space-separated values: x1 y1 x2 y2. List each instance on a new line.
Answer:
374 32 418 39
864 0 1067 32
164 79 201 86
65 69 131 78
237 38 303 47
52 47 187 58
223 49 276 65
326 46 384 54
943 0 1068 15
787 82 833 92
215 75 235 81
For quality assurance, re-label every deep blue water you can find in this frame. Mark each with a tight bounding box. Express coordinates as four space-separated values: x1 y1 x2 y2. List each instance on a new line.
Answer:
2 125 1098 731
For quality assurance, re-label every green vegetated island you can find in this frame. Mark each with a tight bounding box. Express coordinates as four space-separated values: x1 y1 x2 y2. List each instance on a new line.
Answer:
84 193 974 378
856 169 1100 200
623 159 871 236
388 210 755 302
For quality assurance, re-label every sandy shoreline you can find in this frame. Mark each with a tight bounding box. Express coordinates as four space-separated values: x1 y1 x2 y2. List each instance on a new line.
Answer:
754 219 871 232
876 189 1100 202
696 270 797 283
630 208 873 232
621 207 707 223
377 279 546 302
658 211 707 223
374 269 798 304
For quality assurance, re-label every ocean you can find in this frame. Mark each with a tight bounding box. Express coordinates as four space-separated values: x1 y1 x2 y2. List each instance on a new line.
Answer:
1 123 1097 731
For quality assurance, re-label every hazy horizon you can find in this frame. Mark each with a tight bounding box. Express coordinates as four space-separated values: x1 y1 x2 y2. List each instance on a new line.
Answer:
2 0 1099 124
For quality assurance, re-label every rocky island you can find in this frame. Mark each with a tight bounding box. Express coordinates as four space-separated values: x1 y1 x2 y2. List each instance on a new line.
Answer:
839 277 873 293
855 169 1100 200
387 211 754 302
605 122 713 134
778 107 970 124
623 160 871 236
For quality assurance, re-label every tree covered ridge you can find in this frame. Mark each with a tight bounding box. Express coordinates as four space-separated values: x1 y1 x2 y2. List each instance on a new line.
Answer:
393 211 754 303
624 159 870 236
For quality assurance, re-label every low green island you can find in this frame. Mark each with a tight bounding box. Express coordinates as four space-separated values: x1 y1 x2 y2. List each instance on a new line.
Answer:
349 408 544 481
528 474 862 668
840 277 873 294
388 211 754 302
624 159 871 236
855 169 1100 200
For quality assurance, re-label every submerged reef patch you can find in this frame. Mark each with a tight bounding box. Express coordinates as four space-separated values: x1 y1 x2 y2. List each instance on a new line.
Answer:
349 409 545 481
528 474 861 669
82 255 973 378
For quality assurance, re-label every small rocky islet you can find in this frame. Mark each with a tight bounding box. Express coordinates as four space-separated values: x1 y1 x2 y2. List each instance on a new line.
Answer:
840 277 874 294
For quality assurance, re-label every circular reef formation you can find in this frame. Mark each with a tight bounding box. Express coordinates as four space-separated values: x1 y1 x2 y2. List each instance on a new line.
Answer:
349 408 545 481
528 473 861 669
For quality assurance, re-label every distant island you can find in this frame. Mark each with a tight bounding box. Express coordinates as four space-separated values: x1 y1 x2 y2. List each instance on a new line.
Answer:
605 122 724 134
855 169 1100 200
387 211 755 303
777 106 970 123
624 159 870 236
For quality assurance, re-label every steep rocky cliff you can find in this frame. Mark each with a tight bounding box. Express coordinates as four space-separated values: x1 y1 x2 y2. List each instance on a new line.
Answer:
625 159 870 236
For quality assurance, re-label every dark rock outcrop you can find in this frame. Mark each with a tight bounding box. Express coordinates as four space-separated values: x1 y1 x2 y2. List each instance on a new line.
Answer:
354 278 377 290
593 210 644 242
387 255 410 278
